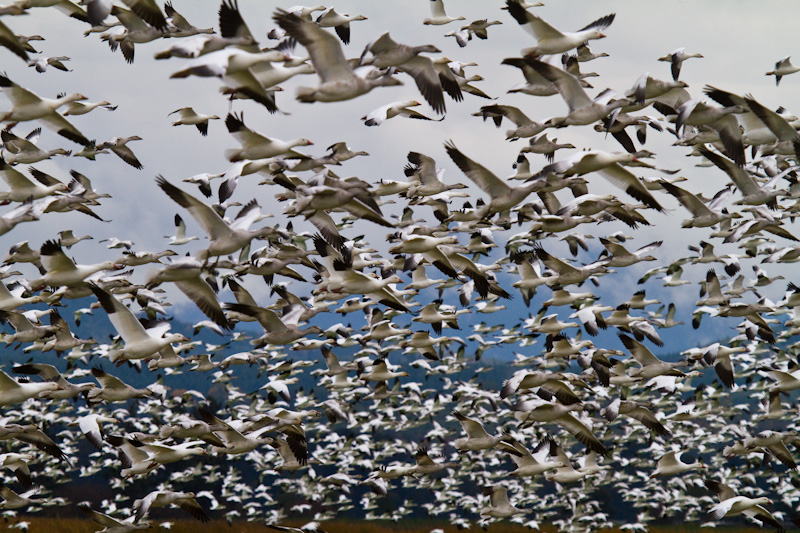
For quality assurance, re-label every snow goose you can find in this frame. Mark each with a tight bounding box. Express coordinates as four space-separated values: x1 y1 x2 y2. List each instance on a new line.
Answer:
314 242 409 311
444 140 547 219
699 146 783 208
766 56 800 85
87 367 155 403
169 107 219 137
598 238 661 267
315 7 367 44
602 398 670 437
544 441 590 484
618 333 685 379
0 309 59 345
512 398 608 455
0 74 90 145
362 100 440 126
462 19 502 40
0 19 30 61
473 103 549 139
62 99 117 116
254 60 317 89
224 112 312 162
656 98 746 166
12 361 95 400
157 175 278 260
705 480 783 531
496 434 566 476
0 453 33 488
326 141 368 162
575 44 608 62
0 158 68 202
521 134 575 162
658 48 703 81
0 486 41 510
0 128 70 165
97 135 143 169
67 170 109 205
658 179 741 228
0 421 65 460
78 502 150 531
39 309 96 354
536 150 663 210
412 301 470 334
165 214 198 245
359 359 409 382
398 244 501 299
626 73 687 106
270 435 310 472
532 246 607 288
409 446 457 475
405 150 468 197
501 369 579 403
505 0 614 56
158 416 226 446
361 33 455 113
223 302 321 346
740 94 800 158
198 410 274 455
423 0 465 25
452 410 504 452
154 33 257 60
134 490 209 524
0 281 41 310
511 255 551 306
89 283 189 363
139 440 206 466
480 486 528 519
0 369 60 407
145 255 229 330
164 1 213 38
31 240 121 290
0 201 38 236
27 55 70 73
502 55 566 96
528 59 631 127
106 5 167 63
273 10 402 104
75 413 117 449
319 346 357 376
170 48 287 113
741 431 797 470
650 451 706 478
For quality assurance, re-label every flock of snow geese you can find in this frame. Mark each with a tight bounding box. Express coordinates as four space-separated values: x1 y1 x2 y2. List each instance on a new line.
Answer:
0 0 797 531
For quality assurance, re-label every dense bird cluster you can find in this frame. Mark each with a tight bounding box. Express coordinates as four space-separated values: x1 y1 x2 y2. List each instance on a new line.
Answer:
0 0 797 531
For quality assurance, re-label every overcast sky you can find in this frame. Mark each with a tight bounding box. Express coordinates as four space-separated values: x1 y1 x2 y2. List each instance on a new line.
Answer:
1 1 799 334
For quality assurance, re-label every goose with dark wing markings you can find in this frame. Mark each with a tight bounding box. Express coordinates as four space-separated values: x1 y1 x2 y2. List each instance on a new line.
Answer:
497 434 565 477
658 48 703 81
361 32 455 113
157 175 280 260
505 0 614 56
134 489 209 524
766 56 800 86
88 283 189 363
273 9 402 104
0 74 90 145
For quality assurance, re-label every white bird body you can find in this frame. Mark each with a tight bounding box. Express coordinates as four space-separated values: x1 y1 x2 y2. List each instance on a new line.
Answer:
0 74 89 145
505 1 614 56
0 369 60 407
274 10 402 104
